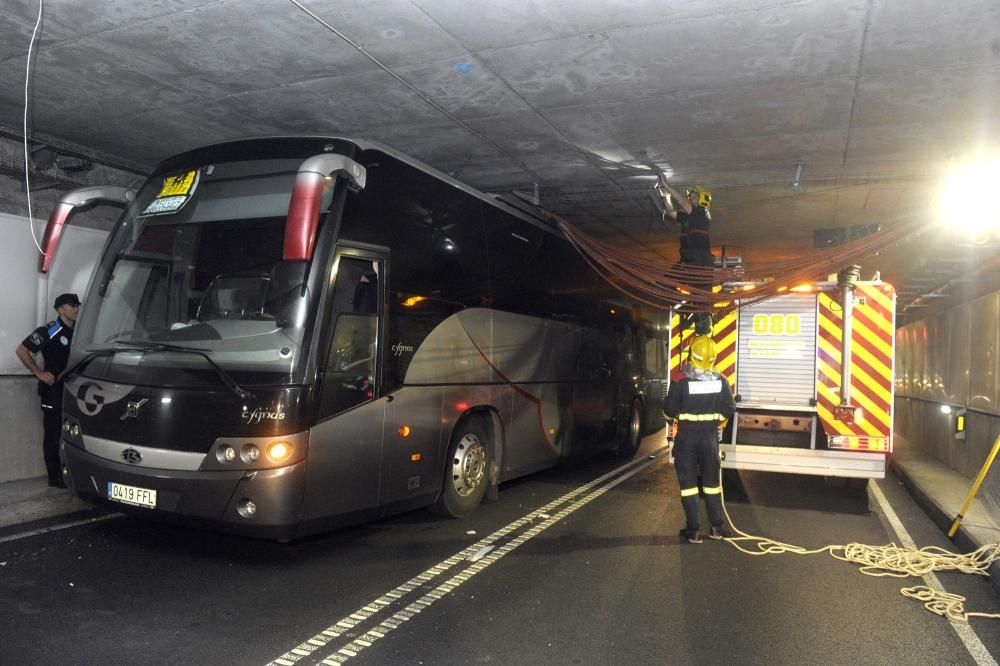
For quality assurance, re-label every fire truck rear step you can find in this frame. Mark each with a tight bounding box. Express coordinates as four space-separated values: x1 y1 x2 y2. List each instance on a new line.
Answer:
720 444 886 479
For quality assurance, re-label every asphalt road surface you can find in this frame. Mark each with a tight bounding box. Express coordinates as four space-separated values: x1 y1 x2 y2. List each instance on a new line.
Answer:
2 433 998 665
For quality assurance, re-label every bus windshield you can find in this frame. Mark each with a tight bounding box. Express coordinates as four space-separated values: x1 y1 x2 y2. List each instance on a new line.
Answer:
71 157 332 388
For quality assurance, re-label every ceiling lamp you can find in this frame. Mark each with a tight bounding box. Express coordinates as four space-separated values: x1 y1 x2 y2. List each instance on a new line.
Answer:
939 155 1000 244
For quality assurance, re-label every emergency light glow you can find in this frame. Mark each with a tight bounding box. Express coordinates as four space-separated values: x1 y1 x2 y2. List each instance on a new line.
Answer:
398 425 411 437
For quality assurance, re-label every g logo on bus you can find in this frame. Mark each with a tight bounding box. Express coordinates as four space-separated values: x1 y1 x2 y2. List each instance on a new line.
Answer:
121 448 142 465
77 382 106 416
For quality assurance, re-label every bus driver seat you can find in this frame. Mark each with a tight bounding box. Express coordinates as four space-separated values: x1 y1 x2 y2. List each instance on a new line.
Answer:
198 286 249 320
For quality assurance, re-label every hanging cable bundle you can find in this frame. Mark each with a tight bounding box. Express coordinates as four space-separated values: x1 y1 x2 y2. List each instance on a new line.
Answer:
547 210 930 313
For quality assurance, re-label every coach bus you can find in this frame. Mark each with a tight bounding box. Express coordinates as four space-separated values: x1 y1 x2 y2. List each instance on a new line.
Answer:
46 137 668 540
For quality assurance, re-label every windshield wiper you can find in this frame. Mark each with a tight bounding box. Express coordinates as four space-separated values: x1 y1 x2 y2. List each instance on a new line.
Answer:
65 339 251 400
110 339 250 400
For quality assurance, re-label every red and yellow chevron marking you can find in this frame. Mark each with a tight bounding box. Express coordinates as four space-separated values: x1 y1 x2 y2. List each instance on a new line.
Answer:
669 310 738 387
816 283 895 447
714 310 737 387
669 314 695 375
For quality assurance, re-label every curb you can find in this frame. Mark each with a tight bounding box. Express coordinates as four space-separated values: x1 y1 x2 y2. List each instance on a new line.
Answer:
0 481 91 531
889 459 1000 595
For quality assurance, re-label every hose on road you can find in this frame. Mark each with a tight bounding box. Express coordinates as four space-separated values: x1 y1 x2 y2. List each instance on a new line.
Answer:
717 475 1000 623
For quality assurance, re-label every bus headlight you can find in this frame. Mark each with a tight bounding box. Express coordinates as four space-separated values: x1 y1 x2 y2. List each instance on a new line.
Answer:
216 445 237 463
266 441 292 463
237 498 257 519
62 418 82 445
241 444 261 463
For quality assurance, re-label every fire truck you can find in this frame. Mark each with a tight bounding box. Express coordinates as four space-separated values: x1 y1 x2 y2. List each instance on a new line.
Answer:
669 274 896 478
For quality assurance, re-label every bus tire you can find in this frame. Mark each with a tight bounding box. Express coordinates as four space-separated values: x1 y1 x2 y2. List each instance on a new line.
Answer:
617 399 643 458
434 417 492 518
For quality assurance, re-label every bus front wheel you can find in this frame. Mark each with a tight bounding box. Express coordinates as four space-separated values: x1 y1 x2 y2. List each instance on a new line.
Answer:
435 417 491 518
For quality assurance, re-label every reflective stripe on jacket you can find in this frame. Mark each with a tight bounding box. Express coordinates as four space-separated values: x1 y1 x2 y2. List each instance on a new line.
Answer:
664 372 735 432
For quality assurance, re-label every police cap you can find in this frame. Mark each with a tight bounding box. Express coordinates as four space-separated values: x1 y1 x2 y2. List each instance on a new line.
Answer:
53 293 81 309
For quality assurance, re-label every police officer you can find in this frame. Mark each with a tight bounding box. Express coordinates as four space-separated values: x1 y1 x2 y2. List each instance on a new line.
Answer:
664 335 735 543
15 293 81 487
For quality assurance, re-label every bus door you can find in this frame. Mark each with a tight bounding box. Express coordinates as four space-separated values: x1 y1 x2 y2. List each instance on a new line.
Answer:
301 247 389 520
572 328 618 446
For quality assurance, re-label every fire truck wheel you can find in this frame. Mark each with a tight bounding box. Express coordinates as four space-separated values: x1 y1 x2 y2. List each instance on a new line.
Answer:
617 399 643 458
434 417 492 518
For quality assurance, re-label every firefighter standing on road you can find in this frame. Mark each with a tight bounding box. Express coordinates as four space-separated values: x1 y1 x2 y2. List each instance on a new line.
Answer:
665 335 735 543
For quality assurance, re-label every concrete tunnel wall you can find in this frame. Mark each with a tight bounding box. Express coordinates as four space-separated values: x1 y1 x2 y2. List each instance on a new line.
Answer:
894 289 1000 518
0 140 138 482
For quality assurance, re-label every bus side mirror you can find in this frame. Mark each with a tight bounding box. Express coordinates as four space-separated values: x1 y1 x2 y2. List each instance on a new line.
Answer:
284 154 367 263
39 186 134 273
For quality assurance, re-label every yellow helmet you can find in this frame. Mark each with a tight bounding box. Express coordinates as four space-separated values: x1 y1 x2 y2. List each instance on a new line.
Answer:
686 186 712 209
688 335 718 371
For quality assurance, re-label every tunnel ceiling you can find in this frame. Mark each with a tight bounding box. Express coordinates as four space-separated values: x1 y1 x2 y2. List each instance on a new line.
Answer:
1 0 998 323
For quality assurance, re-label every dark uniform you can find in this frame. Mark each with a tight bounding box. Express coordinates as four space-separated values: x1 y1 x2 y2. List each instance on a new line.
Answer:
21 320 73 485
676 206 714 335
676 214 690 263
665 367 735 535
676 206 713 268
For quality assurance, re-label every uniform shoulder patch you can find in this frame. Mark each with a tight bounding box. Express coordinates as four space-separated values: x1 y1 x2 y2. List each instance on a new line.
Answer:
46 321 63 338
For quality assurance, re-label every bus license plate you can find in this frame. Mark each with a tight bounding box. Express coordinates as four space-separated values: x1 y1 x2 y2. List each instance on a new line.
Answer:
108 482 157 509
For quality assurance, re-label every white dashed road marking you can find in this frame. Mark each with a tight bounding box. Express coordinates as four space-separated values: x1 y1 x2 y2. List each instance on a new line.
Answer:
267 451 663 665
869 480 997 666
0 513 122 544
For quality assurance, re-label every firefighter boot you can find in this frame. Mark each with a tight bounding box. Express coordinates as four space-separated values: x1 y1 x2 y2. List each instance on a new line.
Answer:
679 528 703 544
709 524 731 540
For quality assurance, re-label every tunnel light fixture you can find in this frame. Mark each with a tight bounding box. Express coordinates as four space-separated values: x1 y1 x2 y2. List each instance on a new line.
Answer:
939 156 1000 242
